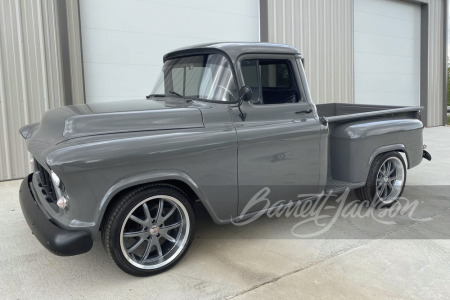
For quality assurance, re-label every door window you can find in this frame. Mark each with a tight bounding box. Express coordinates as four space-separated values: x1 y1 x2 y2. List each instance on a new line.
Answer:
241 59 300 105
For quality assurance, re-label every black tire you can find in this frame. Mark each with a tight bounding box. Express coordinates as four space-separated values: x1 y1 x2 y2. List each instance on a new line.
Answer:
101 184 195 276
354 151 407 208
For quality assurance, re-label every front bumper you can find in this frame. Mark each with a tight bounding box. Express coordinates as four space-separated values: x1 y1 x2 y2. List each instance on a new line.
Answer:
19 174 93 256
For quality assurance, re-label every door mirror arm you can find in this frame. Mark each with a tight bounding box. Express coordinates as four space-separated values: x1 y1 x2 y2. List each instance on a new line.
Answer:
238 86 253 121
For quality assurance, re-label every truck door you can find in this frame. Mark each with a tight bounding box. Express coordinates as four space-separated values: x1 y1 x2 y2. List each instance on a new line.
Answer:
232 55 321 215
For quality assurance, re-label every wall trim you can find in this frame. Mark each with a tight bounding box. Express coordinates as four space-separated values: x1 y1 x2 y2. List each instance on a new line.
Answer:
77 0 86 102
259 0 268 42
56 0 73 106
443 0 448 125
420 3 429 126
56 0 85 105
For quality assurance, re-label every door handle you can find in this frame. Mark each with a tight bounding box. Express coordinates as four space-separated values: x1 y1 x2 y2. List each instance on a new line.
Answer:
295 109 312 114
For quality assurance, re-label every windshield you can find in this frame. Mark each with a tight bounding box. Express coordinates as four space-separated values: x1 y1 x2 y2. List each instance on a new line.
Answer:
150 54 238 102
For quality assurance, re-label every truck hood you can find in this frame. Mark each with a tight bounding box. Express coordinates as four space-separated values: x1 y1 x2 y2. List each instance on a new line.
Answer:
62 99 204 139
23 99 205 159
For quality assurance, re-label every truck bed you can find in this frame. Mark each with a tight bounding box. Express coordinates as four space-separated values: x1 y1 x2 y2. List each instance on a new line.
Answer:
316 103 423 123
317 103 424 192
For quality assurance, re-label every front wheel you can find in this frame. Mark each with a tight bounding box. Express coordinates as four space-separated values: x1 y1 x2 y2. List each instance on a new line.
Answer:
102 185 195 276
354 151 406 207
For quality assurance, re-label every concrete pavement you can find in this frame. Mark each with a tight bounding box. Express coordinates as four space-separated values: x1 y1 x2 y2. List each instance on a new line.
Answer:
0 126 449 299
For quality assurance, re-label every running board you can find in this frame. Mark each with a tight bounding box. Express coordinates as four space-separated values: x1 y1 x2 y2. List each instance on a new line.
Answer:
324 179 365 194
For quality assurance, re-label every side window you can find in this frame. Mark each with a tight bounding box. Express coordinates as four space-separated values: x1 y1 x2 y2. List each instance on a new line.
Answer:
241 59 300 105
241 60 261 104
260 62 291 88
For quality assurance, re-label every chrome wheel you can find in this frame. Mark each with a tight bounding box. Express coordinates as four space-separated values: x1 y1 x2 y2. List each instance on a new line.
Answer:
376 157 405 204
119 195 190 270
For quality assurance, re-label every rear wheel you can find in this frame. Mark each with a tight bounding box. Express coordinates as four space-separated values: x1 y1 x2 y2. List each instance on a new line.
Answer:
355 152 406 207
102 185 195 276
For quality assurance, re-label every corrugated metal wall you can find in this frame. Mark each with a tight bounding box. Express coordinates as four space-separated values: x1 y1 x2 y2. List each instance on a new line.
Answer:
265 0 447 126
0 0 84 181
267 0 354 105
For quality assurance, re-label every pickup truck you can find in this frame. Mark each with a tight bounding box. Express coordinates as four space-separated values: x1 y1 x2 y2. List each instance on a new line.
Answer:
19 42 431 276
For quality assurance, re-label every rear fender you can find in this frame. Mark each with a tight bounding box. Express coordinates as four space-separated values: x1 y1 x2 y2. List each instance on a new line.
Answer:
369 144 409 168
330 117 423 183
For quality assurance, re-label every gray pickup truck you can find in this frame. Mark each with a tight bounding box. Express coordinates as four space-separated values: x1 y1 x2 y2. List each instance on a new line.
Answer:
19 42 431 276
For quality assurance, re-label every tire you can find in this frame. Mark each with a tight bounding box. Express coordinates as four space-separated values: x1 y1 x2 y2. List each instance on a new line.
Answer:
354 151 407 208
102 184 195 276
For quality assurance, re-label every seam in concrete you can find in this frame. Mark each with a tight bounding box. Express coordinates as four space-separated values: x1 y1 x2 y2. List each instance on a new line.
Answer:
226 207 450 299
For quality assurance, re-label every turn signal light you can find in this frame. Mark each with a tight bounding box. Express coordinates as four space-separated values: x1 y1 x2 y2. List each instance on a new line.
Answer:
57 196 68 209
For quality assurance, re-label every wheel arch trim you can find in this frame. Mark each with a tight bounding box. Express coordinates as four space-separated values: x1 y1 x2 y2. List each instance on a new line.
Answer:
96 171 220 233
368 144 409 169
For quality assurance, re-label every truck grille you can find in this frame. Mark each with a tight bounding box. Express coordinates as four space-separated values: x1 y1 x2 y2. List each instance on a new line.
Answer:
35 159 57 202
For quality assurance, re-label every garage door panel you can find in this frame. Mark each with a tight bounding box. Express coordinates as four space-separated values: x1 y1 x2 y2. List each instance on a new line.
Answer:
81 28 210 66
84 64 160 100
354 0 420 107
355 0 421 22
355 11 420 40
354 32 420 58
80 0 258 41
79 0 260 103
355 92 420 106
355 53 419 75
140 0 260 18
356 74 420 94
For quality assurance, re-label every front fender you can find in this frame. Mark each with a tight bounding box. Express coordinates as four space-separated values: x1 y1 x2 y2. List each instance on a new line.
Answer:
95 171 222 234
19 122 40 139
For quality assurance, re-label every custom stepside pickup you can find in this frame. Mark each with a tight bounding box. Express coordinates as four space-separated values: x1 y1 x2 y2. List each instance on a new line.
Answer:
19 43 431 276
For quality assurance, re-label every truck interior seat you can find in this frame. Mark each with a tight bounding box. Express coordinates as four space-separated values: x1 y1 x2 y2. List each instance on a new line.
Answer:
261 88 298 105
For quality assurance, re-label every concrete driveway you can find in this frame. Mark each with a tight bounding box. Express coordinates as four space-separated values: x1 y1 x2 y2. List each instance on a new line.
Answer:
1 126 449 299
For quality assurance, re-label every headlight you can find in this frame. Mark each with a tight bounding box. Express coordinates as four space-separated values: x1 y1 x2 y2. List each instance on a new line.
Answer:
51 171 61 187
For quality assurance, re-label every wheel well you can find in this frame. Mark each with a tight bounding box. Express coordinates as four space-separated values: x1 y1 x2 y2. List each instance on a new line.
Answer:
100 179 200 232
396 150 409 168
382 149 408 169
371 148 409 169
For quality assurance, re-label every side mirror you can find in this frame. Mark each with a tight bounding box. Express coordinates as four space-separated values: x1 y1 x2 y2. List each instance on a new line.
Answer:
239 86 253 102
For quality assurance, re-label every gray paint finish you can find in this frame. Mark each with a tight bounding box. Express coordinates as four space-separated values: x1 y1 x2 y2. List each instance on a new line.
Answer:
19 44 427 243
63 107 204 139
330 117 423 183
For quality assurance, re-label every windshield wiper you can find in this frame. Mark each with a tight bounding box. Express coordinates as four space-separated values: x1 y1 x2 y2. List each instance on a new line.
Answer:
169 91 183 97
146 94 166 99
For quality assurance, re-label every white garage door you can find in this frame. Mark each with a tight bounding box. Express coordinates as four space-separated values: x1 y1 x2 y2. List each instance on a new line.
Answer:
354 0 420 106
79 0 260 103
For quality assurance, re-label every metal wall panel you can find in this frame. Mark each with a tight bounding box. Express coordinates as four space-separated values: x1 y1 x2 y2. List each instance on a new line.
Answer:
0 0 84 181
266 0 354 104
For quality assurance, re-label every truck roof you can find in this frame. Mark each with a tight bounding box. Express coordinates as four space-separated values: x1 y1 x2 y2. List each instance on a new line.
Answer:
163 42 301 63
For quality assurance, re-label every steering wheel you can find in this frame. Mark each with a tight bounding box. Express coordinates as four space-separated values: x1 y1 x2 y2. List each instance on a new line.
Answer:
215 85 237 101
